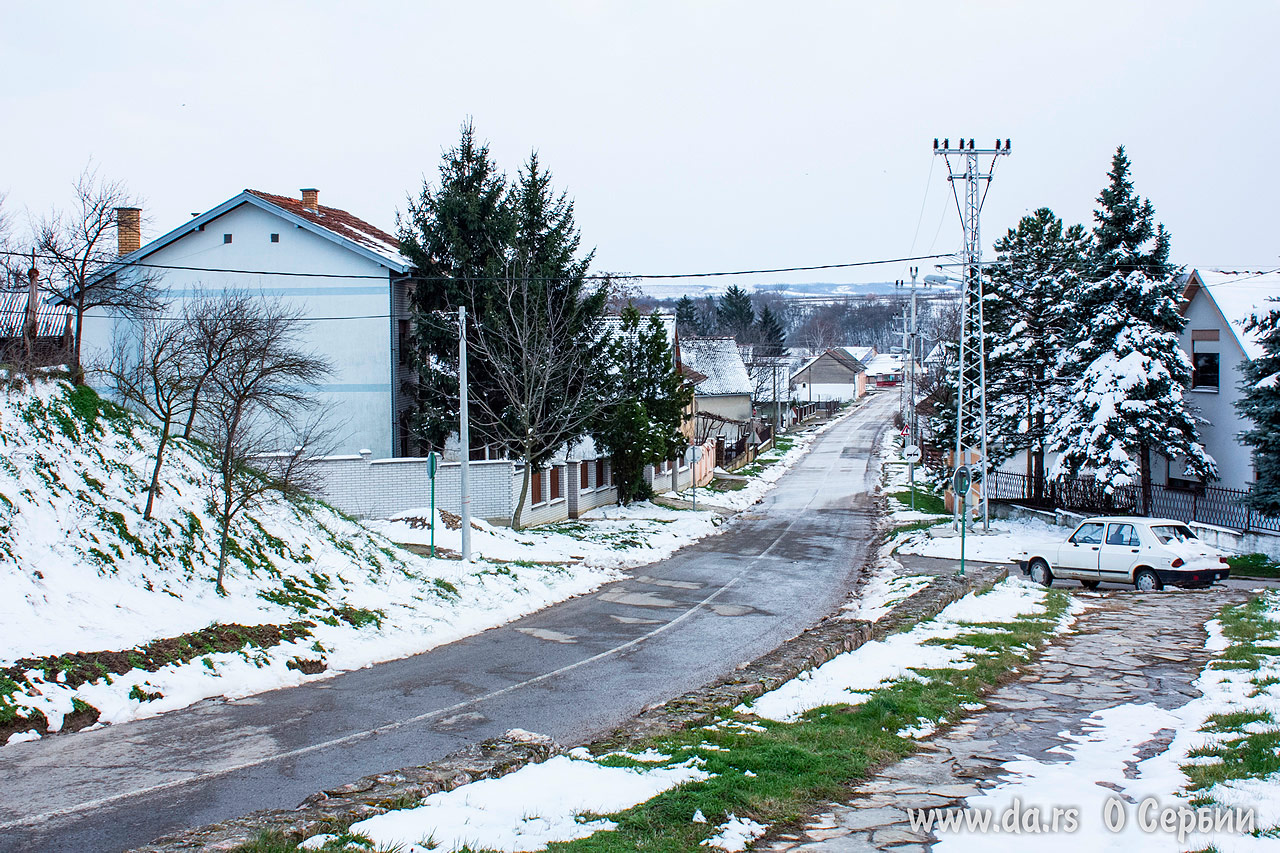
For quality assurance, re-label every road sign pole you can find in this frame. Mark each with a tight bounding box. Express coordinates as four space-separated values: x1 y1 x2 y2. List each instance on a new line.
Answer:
428 452 438 559
959 492 967 578
910 461 916 512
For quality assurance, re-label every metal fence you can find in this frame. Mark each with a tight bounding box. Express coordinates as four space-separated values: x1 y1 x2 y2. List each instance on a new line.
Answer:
987 470 1280 535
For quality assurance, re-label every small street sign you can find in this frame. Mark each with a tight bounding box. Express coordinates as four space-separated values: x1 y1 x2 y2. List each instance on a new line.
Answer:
952 465 971 496
426 452 439 478
902 444 922 464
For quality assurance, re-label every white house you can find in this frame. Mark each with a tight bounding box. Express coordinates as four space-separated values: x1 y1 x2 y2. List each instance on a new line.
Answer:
790 347 869 402
1173 268 1280 493
79 189 413 458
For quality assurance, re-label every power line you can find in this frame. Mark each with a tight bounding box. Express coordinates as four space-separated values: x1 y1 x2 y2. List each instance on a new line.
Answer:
0 248 958 283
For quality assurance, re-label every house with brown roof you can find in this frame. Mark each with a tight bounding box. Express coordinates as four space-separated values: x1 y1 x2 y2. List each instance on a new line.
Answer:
78 188 413 457
791 346 869 401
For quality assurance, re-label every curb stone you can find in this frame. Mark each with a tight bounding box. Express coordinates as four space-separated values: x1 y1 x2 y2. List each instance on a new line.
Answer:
126 560 1005 852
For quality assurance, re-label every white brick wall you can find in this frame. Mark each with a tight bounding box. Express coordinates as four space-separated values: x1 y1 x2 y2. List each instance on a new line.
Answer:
312 454 521 522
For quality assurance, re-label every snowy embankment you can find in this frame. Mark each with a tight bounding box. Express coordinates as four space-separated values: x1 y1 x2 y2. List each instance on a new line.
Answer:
1 380 830 745
293 577 1073 853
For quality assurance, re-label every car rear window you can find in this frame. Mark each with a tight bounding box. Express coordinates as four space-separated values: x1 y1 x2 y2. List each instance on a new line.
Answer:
1151 524 1198 544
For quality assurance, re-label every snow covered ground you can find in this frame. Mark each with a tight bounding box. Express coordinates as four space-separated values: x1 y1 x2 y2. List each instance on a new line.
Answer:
893 515 1067 565
303 750 711 852
1 380 835 743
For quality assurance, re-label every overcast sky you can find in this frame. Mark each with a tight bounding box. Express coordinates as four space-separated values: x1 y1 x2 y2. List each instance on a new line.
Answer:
2 1 1275 291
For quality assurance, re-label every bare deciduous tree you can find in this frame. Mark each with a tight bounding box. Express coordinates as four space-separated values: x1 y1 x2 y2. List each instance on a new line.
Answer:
101 311 199 520
36 164 159 374
468 267 609 529
197 299 332 593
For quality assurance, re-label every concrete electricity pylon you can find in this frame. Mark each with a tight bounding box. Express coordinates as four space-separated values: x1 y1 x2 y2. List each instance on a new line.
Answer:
934 138 1011 531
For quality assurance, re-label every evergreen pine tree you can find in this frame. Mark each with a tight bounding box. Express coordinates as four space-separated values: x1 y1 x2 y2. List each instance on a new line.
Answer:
985 208 1089 491
755 304 786 358
1236 305 1280 515
1050 145 1206 510
592 306 693 504
399 121 512 449
1090 146 1172 281
675 295 706 337
716 284 756 342
1049 270 1215 506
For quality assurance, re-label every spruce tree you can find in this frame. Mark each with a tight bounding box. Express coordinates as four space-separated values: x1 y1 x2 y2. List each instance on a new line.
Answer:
399 121 512 449
755 304 786 358
1236 305 1280 515
592 306 693 504
675 295 706 336
985 208 1089 492
716 284 756 342
1049 270 1215 507
1090 146 1172 281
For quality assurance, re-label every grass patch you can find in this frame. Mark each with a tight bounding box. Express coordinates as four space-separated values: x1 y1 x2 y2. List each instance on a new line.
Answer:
1227 553 1280 579
707 478 747 493
888 488 947 516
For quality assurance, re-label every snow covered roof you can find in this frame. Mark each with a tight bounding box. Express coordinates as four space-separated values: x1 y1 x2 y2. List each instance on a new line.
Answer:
0 291 72 338
680 336 751 397
864 353 905 375
842 346 876 364
1190 269 1280 360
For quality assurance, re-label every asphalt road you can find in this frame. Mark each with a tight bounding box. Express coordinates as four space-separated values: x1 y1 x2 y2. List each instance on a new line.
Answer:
0 392 895 853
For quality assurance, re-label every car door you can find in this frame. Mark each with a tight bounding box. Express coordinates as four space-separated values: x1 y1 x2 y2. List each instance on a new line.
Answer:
1057 522 1104 579
1099 522 1141 582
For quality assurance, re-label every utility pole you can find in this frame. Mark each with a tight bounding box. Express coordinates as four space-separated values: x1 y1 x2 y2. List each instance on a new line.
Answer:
934 138 1011 532
458 305 472 561
772 359 781 435
908 265 918 445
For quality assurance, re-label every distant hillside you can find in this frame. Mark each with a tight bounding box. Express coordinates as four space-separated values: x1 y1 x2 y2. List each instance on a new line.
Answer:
0 378 613 744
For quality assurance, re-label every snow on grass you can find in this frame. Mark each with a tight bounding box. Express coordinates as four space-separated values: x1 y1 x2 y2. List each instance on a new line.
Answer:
842 552 931 623
700 814 769 851
370 500 725 570
331 754 711 852
894 515 1068 565
746 579 1056 722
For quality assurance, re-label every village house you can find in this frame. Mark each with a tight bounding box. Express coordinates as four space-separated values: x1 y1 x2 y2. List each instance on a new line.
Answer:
1173 268 1280 493
790 346 870 401
78 189 414 459
679 336 752 440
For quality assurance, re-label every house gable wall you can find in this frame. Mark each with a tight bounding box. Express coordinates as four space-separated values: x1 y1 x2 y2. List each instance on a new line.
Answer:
80 202 398 457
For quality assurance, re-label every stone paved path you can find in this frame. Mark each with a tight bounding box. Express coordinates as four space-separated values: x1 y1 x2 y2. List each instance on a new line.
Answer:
758 587 1252 852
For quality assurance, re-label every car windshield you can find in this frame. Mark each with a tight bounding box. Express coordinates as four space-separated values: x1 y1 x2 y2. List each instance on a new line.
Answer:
1151 524 1198 544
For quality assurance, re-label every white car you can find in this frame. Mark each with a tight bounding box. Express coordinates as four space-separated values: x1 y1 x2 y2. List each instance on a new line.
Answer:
1017 516 1231 591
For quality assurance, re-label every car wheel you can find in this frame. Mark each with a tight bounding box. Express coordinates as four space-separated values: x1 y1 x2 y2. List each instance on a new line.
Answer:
1134 569 1162 592
1029 559 1053 588
1081 580 1100 590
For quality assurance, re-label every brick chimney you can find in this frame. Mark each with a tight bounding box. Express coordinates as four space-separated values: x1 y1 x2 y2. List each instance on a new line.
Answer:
115 207 142 256
300 188 319 210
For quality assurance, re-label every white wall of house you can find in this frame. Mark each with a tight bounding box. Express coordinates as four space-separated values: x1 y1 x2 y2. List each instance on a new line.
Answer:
695 393 753 423
1180 291 1254 492
81 203 400 457
792 381 859 402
